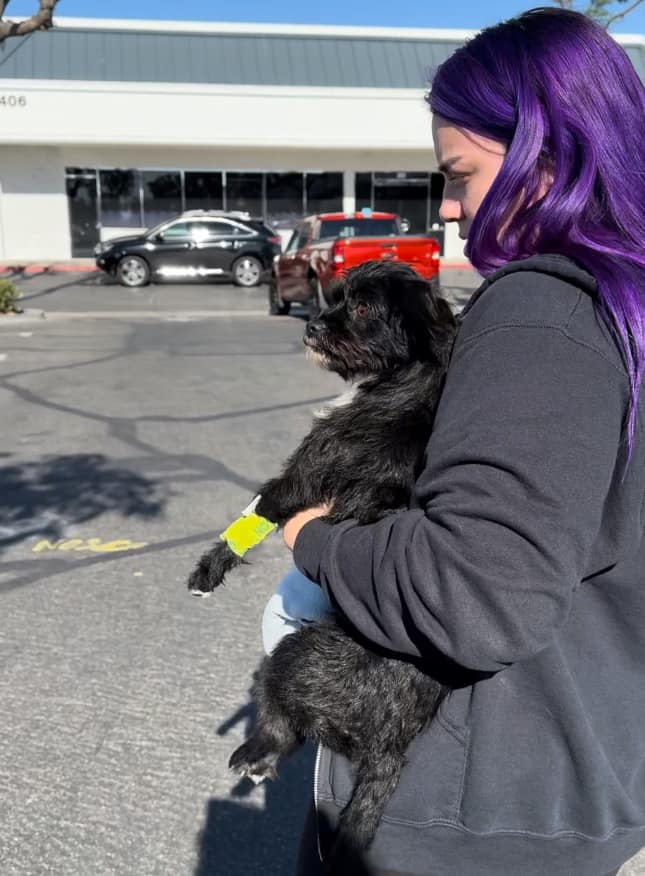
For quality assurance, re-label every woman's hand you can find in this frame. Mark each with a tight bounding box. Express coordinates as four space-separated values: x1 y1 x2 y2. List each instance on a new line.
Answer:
283 505 331 550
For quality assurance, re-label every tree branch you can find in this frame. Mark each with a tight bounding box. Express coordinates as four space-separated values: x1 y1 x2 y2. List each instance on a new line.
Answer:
0 0 57 42
604 0 645 27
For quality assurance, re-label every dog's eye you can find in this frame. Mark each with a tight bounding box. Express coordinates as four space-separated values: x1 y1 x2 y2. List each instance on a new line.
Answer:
355 302 369 318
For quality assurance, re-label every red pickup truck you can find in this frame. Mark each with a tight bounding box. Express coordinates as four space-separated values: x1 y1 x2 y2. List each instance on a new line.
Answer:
268 211 441 316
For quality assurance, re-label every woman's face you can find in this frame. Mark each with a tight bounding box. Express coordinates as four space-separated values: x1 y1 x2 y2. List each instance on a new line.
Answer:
432 115 506 241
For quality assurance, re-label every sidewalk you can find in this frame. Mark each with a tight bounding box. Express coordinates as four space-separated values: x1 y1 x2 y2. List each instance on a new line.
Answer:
0 257 474 275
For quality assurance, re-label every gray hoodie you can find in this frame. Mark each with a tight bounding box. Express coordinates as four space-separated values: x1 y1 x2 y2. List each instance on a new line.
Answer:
294 255 645 875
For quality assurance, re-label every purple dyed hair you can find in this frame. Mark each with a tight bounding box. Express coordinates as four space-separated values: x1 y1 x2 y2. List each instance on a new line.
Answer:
428 7 645 458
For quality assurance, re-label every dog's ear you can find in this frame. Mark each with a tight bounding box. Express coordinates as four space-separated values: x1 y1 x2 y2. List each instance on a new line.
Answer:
327 277 346 306
398 279 457 365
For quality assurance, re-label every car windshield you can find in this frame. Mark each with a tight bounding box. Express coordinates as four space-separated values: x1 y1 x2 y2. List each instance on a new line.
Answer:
319 219 399 239
245 220 275 236
146 219 174 238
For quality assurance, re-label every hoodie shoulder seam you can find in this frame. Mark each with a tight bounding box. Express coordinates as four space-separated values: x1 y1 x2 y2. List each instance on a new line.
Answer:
456 322 628 381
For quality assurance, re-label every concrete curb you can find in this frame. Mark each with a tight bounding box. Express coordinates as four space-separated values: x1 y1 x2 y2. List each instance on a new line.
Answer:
0 308 46 324
0 263 97 275
0 259 473 275
0 309 273 324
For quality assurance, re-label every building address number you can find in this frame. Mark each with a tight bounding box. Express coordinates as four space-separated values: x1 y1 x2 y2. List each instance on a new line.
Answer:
0 95 27 107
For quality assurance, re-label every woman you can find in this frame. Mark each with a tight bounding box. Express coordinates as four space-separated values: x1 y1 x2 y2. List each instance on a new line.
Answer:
275 8 645 875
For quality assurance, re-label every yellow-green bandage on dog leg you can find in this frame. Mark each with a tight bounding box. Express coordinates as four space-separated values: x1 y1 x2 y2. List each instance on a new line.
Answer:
220 513 277 558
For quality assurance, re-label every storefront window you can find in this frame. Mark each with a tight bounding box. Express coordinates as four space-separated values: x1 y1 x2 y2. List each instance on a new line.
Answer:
355 172 373 211
142 170 182 227
99 169 142 227
373 172 430 234
305 172 343 215
266 172 304 229
226 172 263 218
185 171 224 212
65 169 98 257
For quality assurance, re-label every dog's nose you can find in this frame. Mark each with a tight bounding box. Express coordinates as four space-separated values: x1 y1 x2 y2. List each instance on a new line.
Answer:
305 320 326 337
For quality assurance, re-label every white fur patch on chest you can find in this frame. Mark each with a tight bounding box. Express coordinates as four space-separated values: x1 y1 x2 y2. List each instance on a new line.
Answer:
313 384 360 419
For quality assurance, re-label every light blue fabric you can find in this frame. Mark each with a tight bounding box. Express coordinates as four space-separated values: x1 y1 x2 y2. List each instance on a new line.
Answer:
262 566 335 655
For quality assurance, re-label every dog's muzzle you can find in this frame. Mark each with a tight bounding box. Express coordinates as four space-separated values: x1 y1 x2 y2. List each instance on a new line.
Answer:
304 320 326 344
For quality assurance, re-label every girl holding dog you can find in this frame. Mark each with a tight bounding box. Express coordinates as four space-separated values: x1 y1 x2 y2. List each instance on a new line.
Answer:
271 7 645 875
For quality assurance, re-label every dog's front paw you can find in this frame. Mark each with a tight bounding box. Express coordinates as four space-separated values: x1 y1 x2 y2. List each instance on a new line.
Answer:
229 740 278 785
187 542 242 596
187 562 215 596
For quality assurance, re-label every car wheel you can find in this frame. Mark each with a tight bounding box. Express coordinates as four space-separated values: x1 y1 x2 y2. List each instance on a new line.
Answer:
308 275 326 319
232 256 263 288
117 256 150 288
268 276 291 316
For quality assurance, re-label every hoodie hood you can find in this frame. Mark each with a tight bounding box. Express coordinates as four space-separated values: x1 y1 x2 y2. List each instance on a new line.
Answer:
460 254 597 319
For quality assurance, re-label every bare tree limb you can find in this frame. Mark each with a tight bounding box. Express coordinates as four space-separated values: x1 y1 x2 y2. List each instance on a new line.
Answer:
604 0 645 27
0 0 57 43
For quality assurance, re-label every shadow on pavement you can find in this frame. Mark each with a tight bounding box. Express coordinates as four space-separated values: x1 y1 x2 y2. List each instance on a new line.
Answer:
195 681 373 876
195 689 315 876
15 271 115 302
195 745 315 876
0 452 166 550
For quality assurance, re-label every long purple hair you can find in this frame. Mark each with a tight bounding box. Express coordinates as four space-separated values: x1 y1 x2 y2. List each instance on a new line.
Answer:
428 7 645 457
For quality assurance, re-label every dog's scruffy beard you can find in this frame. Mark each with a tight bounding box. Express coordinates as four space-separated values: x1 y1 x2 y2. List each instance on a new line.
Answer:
304 343 333 371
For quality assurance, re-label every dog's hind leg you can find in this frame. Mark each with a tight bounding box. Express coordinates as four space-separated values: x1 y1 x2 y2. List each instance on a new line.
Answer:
228 708 302 784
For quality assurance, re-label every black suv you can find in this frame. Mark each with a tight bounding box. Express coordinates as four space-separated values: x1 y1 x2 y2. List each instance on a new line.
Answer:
94 211 282 287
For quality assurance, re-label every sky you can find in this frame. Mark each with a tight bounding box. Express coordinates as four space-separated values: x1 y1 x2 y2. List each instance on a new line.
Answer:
5 0 645 34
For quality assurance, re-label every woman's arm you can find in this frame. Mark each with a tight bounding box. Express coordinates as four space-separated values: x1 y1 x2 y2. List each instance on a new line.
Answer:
292 320 626 673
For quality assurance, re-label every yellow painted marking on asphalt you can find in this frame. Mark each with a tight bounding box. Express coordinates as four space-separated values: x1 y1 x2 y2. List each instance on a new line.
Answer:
32 537 148 554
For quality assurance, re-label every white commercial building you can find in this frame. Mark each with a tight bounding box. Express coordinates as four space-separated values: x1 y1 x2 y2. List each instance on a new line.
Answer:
0 17 642 262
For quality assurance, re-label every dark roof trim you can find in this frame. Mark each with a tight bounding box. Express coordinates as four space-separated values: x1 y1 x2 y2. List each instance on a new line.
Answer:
0 23 642 88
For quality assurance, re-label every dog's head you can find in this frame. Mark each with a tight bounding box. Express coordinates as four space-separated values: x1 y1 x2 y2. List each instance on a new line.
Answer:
303 261 457 380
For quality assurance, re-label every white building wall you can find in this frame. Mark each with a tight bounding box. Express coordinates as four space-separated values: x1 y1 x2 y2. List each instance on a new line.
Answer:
0 81 467 260
0 146 70 260
0 81 434 152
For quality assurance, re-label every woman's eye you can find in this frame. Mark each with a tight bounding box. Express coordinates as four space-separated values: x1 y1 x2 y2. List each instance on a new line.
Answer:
356 303 369 317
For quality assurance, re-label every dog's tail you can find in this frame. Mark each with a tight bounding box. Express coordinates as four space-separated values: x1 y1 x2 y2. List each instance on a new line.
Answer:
327 752 404 866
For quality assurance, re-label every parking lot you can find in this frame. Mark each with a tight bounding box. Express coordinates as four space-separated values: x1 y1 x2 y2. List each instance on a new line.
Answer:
5 265 480 319
1 269 643 876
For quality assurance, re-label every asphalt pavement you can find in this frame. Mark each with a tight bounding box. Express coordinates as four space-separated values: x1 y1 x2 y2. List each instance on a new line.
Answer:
0 270 643 876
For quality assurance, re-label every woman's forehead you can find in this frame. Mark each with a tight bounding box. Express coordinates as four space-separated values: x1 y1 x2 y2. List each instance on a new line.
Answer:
432 117 506 165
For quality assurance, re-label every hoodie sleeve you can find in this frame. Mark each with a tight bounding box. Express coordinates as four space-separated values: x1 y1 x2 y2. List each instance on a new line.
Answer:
293 314 626 673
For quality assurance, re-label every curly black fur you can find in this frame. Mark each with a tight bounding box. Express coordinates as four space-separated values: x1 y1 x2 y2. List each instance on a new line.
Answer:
187 260 458 874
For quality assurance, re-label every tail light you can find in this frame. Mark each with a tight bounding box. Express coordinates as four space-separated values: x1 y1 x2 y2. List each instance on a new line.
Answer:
332 241 345 266
268 236 282 245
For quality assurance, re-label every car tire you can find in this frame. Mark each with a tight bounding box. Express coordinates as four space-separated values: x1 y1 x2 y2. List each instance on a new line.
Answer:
268 276 291 316
308 275 326 319
232 255 263 288
117 255 150 288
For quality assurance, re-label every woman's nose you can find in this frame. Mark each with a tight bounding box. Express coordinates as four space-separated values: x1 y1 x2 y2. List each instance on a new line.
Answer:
439 197 463 224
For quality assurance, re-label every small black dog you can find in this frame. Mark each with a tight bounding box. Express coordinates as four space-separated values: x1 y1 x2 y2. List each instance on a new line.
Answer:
188 260 457 873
